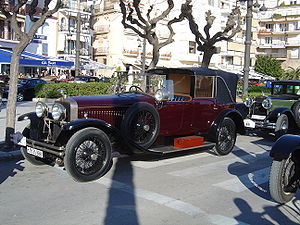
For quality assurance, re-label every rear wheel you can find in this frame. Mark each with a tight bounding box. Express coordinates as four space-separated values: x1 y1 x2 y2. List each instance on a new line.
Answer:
121 102 159 149
269 158 296 204
292 101 300 127
64 127 112 182
214 117 236 155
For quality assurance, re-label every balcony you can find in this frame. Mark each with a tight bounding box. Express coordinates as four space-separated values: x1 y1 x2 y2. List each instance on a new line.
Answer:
123 48 139 57
95 47 109 55
94 25 110 34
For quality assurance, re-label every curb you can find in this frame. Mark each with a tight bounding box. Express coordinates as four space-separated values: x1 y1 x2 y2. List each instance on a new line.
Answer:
0 150 24 161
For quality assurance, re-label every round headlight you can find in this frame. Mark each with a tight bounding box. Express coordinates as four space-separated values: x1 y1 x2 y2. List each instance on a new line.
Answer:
35 102 48 118
262 98 272 109
51 103 66 121
244 97 253 107
155 89 163 101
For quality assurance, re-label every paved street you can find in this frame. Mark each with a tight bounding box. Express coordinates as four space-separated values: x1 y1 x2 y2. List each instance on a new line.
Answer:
0 102 299 225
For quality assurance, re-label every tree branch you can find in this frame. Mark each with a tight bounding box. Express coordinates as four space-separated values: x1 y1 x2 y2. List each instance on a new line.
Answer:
119 0 145 37
150 0 174 25
132 0 148 26
203 10 215 40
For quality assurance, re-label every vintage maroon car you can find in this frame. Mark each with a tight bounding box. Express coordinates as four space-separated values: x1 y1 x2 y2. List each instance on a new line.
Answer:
17 67 244 182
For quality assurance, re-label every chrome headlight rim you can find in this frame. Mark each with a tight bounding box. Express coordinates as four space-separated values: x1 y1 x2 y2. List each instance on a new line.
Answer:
51 103 66 121
154 89 163 101
244 97 253 108
35 101 48 118
262 98 272 110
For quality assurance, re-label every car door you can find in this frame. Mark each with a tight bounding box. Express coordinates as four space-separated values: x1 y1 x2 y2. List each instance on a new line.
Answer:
25 80 37 99
158 101 184 136
193 75 219 132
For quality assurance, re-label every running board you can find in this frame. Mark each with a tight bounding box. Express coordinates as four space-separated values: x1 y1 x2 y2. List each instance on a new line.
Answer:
148 141 215 154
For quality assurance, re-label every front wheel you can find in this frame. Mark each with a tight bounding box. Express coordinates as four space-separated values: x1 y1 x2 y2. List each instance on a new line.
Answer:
269 158 296 204
64 127 112 182
275 114 289 139
214 117 236 155
21 127 45 166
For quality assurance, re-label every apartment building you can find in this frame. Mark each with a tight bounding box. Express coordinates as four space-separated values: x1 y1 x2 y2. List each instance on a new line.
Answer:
92 0 241 75
92 0 279 77
56 0 93 63
257 1 300 69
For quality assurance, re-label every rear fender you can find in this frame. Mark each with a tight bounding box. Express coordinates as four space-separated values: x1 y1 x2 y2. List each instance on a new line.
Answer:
270 134 300 160
208 108 245 141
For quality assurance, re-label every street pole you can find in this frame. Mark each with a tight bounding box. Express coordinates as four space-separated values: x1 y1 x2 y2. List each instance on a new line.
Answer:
75 5 81 77
243 0 253 98
141 37 147 91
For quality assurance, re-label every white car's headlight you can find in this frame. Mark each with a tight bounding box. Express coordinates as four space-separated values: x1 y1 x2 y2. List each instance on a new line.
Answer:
35 102 48 118
262 98 272 109
244 97 253 107
52 103 66 121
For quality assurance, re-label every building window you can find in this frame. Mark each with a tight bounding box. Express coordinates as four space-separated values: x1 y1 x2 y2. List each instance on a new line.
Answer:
0 20 4 39
208 0 214 6
189 41 196 54
279 23 288 31
266 23 274 31
293 22 300 30
265 37 272 44
291 48 299 59
290 1 297 4
225 56 233 65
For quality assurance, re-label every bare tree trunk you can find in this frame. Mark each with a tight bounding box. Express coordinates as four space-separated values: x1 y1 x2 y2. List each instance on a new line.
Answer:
5 41 30 146
149 46 160 69
201 50 213 68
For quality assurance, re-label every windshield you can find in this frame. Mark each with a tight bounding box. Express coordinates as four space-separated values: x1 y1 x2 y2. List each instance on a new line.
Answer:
272 84 300 96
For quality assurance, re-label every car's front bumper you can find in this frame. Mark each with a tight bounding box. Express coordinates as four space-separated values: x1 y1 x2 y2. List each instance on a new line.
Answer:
243 118 276 130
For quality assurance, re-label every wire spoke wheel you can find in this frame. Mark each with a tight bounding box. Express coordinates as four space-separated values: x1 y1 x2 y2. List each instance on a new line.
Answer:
214 117 236 155
130 110 156 145
122 102 160 149
74 137 106 175
64 128 112 182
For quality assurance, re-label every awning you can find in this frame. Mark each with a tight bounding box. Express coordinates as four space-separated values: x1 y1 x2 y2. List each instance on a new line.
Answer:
0 49 74 67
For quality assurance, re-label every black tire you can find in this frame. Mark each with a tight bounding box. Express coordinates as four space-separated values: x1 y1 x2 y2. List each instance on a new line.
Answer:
214 117 236 155
292 101 300 127
17 92 24 102
275 114 289 139
121 102 159 149
64 127 112 182
269 158 295 204
20 127 45 166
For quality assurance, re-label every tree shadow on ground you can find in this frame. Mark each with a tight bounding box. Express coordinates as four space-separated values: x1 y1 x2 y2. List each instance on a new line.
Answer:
0 160 24 184
104 157 140 225
234 198 300 224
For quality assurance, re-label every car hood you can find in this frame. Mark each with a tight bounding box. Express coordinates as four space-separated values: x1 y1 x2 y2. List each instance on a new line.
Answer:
70 93 156 108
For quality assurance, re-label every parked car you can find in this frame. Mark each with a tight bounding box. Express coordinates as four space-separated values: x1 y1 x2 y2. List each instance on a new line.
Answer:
73 76 100 83
2 78 47 101
0 75 9 85
16 67 245 182
242 80 300 138
269 134 300 203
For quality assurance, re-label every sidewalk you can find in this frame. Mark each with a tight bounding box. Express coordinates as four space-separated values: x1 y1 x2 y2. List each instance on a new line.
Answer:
0 101 36 161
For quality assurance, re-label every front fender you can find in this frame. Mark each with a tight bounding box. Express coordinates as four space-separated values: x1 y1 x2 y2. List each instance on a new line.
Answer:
208 108 245 141
62 119 152 154
18 112 38 121
266 107 292 121
270 134 300 160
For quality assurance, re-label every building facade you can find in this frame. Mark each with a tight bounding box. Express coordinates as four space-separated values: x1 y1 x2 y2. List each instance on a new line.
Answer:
257 1 300 69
